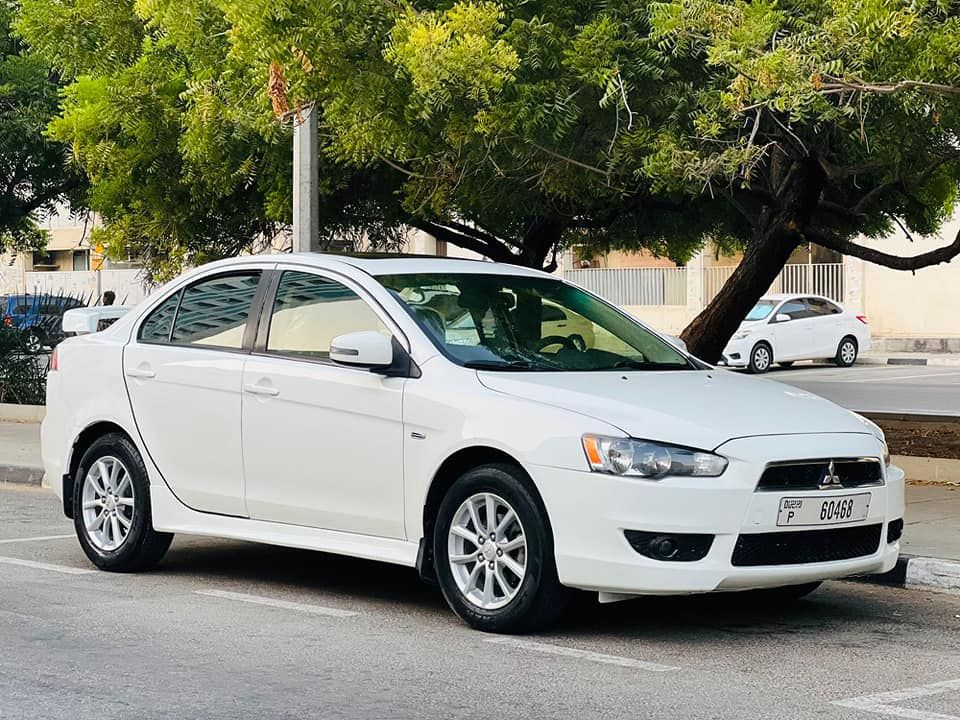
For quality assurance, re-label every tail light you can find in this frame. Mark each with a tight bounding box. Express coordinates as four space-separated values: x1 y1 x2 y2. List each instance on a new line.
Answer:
856 315 869 324
2 316 11 327
50 346 58 372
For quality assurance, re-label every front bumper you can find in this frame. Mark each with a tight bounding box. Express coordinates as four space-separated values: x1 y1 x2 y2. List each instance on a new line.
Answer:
718 337 752 367
531 433 903 595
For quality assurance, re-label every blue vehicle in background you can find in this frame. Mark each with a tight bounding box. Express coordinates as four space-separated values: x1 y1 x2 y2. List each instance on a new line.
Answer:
0 294 88 353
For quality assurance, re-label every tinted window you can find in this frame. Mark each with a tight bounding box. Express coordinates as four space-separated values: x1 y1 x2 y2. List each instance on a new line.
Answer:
778 300 810 320
806 298 841 316
377 273 692 371
139 291 181 343
170 272 260 349
266 271 389 359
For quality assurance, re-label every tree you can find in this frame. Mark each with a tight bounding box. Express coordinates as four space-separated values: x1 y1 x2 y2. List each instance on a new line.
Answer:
14 0 292 279
0 1 85 247
222 0 960 360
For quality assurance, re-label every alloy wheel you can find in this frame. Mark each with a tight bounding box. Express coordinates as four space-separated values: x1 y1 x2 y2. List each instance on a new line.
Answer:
753 345 771 372
840 340 857 364
81 456 135 552
447 492 527 610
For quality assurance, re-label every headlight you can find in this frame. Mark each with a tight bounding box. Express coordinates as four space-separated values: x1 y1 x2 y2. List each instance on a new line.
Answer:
582 435 728 478
731 330 752 341
852 413 890 466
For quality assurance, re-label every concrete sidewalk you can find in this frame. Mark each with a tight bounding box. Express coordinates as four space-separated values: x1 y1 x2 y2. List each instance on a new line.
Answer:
0 421 956 591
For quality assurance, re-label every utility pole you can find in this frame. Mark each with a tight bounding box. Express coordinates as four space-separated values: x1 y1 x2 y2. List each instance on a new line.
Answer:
292 105 319 253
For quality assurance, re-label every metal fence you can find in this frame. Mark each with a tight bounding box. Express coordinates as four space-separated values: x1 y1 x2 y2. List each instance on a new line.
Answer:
563 267 687 306
703 263 844 304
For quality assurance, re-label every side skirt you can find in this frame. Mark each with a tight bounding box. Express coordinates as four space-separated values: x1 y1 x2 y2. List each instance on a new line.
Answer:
150 483 419 568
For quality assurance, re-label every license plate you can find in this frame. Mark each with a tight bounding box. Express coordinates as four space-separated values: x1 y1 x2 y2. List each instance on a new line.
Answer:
777 493 871 527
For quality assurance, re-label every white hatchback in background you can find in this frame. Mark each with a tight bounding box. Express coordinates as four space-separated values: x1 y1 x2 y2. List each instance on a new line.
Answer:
42 256 902 633
721 294 871 373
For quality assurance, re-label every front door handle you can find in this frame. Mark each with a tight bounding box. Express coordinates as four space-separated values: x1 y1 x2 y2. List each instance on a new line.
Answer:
125 367 156 379
243 383 279 397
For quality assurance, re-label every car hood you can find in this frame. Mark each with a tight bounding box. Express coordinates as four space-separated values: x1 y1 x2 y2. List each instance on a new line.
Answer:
477 369 871 450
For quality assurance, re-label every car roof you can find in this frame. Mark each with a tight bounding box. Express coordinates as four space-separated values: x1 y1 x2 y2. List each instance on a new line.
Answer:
759 293 842 304
208 252 554 279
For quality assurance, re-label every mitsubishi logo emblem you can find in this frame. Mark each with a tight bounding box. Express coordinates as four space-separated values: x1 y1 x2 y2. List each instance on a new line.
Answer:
820 460 844 489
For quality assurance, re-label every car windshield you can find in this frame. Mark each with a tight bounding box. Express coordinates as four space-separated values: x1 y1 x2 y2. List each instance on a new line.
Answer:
376 272 694 371
745 300 779 322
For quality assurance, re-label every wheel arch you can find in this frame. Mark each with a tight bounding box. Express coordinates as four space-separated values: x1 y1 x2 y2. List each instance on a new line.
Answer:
63 421 136 519
417 445 553 582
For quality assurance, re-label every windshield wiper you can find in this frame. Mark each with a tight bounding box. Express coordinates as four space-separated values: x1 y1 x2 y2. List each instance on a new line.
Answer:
463 359 557 371
607 360 694 371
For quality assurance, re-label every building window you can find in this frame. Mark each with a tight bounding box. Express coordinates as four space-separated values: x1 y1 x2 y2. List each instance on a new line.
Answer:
73 250 90 271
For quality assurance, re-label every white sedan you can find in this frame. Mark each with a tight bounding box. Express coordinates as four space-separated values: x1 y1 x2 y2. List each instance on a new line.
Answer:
42 256 902 632
721 294 871 373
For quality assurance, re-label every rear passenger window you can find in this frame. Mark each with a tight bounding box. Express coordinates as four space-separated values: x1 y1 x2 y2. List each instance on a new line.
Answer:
170 272 261 349
266 271 389 359
139 292 181 343
806 298 841 316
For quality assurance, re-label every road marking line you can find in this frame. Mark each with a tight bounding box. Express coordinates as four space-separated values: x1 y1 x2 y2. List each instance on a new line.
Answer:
195 589 358 618
0 556 95 575
484 637 680 672
832 678 960 719
0 534 75 545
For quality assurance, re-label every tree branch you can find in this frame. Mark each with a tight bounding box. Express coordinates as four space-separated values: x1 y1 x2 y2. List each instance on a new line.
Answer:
404 217 518 264
819 76 960 98
807 227 960 271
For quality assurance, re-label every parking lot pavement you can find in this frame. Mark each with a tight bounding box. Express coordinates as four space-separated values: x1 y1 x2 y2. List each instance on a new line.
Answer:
751 363 960 416
2 484 960 720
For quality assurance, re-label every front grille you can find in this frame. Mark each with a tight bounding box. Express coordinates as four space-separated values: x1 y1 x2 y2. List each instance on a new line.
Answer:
757 459 882 492
731 524 883 566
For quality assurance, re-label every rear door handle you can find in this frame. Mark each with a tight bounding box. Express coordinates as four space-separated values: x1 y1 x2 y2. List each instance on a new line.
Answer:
243 383 279 397
125 367 156 379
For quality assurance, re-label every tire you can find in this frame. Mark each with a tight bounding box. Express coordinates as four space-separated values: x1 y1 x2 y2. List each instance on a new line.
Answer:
73 433 173 572
748 342 773 374
433 463 568 633
835 336 858 367
778 361 794 368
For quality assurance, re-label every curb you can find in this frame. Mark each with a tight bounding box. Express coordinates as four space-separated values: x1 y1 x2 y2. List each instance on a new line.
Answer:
859 355 960 367
857 555 960 594
0 464 45 486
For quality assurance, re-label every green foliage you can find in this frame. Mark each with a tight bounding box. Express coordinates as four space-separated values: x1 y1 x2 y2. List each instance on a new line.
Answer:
0 328 46 405
13 0 960 280
0 1 85 248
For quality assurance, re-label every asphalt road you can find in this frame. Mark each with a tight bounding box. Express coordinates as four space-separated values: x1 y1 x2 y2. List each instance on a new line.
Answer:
2 483 959 720
745 363 960 416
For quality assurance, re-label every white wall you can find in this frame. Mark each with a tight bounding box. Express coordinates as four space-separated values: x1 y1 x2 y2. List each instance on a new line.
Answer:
21 270 151 305
855 212 960 338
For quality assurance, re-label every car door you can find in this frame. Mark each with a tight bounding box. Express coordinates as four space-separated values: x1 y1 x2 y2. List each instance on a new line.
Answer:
804 297 844 356
123 268 267 517
769 299 815 360
241 268 406 538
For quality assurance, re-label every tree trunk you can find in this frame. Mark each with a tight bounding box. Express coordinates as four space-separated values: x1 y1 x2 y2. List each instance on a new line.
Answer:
681 158 825 363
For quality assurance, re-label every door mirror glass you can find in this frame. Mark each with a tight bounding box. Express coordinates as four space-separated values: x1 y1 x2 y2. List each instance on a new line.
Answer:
774 313 791 323
330 331 394 368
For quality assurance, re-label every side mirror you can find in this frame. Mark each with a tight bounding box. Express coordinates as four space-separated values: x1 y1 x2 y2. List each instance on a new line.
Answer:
664 335 688 353
62 306 131 335
330 331 394 368
774 313 791 323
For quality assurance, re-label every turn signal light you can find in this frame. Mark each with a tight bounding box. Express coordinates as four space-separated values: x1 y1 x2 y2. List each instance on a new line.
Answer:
50 347 58 372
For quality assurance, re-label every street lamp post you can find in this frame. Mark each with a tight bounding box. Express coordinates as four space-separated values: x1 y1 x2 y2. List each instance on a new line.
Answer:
292 105 319 253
